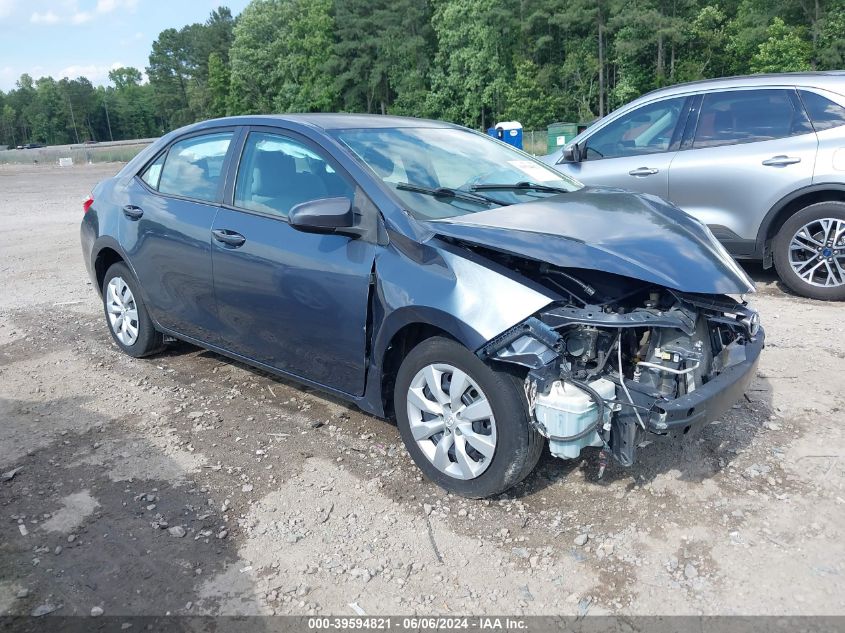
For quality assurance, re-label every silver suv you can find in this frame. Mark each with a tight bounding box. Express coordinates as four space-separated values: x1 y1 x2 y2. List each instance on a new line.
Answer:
543 72 845 300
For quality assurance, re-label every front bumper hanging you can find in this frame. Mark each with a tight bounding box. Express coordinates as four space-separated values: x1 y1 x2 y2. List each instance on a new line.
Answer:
646 327 765 435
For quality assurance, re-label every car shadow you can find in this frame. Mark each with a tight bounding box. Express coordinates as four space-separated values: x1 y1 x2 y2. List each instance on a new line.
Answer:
740 261 779 284
157 340 361 416
512 372 775 497
157 331 775 498
739 261 811 299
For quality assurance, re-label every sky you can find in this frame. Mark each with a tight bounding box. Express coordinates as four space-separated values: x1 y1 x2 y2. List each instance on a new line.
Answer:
0 0 251 91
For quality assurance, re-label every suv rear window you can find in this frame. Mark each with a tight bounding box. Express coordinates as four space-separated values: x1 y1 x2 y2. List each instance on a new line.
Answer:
693 89 812 149
799 90 845 131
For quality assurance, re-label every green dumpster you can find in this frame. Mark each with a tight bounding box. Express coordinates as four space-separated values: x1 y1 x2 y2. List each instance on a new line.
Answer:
547 122 578 154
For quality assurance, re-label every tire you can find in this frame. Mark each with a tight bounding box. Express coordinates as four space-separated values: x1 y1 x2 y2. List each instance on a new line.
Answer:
773 202 845 301
102 262 164 358
394 336 543 498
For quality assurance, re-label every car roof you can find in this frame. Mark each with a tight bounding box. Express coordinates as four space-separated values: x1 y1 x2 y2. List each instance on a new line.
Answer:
639 71 845 100
189 113 460 132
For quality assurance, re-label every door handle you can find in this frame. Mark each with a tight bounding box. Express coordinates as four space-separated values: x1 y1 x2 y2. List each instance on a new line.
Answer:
629 167 659 176
762 155 801 167
212 229 246 248
122 205 143 220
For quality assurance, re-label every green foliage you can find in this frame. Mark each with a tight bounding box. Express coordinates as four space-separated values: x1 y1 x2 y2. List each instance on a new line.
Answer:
503 59 563 129
146 7 235 127
146 27 195 127
207 53 230 118
105 68 159 140
108 67 142 90
228 0 337 115
330 0 434 116
2 0 844 150
817 6 845 67
427 0 518 128
723 0 773 75
750 17 813 73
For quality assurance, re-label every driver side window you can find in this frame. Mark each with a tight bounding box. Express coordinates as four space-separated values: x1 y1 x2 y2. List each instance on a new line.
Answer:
234 132 353 219
585 97 685 160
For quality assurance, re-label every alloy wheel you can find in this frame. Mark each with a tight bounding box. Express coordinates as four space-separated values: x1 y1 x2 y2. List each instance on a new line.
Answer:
406 363 497 480
105 276 140 346
788 218 845 288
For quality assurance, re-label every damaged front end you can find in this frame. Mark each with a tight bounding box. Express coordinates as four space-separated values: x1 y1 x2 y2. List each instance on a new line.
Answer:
479 273 764 472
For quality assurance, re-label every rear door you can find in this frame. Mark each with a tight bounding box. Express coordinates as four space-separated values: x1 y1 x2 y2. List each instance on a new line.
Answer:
668 88 817 253
211 128 376 395
122 130 236 339
555 95 688 199
797 88 845 184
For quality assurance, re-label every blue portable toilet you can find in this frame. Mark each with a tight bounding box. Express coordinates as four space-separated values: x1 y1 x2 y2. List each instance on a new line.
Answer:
487 121 523 150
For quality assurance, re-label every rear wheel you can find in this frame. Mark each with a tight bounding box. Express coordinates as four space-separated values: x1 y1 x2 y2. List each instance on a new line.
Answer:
394 336 543 498
102 262 164 357
774 202 845 301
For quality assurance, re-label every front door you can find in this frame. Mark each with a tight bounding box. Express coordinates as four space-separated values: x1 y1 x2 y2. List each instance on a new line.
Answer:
211 130 376 395
556 95 688 199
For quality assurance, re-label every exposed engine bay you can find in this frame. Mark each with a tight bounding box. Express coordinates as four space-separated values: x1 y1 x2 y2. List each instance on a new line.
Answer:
477 259 764 473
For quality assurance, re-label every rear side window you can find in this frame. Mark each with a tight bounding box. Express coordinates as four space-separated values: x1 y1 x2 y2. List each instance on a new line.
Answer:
234 131 353 219
693 89 812 149
799 90 845 131
140 153 165 189
158 132 233 203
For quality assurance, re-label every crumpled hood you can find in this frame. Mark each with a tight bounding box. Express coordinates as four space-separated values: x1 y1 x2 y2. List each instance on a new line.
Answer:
422 187 755 295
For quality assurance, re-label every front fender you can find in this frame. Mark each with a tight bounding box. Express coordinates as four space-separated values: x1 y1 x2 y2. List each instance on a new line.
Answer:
357 235 556 417
373 234 556 359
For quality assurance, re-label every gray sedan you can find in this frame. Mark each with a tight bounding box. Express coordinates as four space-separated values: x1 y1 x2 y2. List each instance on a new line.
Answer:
81 114 763 497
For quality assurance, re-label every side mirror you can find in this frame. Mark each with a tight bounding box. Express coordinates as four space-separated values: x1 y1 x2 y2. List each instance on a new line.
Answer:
559 143 583 164
289 197 357 235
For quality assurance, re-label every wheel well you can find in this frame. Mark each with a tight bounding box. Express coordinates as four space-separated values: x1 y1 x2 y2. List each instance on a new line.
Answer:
380 323 454 420
94 247 124 293
764 189 845 247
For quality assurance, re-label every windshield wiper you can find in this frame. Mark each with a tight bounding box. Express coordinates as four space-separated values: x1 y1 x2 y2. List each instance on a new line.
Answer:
470 181 569 194
396 182 510 206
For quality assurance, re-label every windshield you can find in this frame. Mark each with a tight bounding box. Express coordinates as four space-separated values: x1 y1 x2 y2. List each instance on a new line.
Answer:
333 127 583 220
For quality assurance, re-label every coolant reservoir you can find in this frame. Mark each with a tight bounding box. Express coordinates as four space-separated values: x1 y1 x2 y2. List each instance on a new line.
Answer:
533 378 615 460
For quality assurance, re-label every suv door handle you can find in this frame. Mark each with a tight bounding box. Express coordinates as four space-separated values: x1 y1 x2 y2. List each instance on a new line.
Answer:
762 155 801 167
212 229 246 248
629 167 659 176
122 205 143 220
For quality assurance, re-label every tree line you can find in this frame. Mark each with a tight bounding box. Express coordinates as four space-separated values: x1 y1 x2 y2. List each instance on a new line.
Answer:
2 0 845 149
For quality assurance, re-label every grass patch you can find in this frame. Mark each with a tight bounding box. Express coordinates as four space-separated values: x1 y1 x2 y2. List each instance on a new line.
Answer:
0 142 150 166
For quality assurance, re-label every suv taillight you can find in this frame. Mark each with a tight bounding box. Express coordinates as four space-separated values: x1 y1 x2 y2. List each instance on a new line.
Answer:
83 194 94 214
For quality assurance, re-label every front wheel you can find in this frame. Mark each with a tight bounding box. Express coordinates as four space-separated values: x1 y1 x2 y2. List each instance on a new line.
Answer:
394 336 543 498
773 202 845 300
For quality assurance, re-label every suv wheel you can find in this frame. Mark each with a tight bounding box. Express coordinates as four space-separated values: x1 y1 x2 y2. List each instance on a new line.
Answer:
394 336 543 498
774 202 845 301
102 262 164 357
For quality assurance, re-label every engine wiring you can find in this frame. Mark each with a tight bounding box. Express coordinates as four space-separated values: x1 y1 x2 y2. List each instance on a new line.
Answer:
636 360 700 375
510 287 760 469
585 331 620 379
618 331 646 429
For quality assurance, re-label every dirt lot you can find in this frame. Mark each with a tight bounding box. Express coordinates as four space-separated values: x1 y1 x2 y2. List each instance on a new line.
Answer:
1 163 843 618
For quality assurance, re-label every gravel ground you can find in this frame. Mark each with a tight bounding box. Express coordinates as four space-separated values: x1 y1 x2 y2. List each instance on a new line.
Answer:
0 163 843 617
